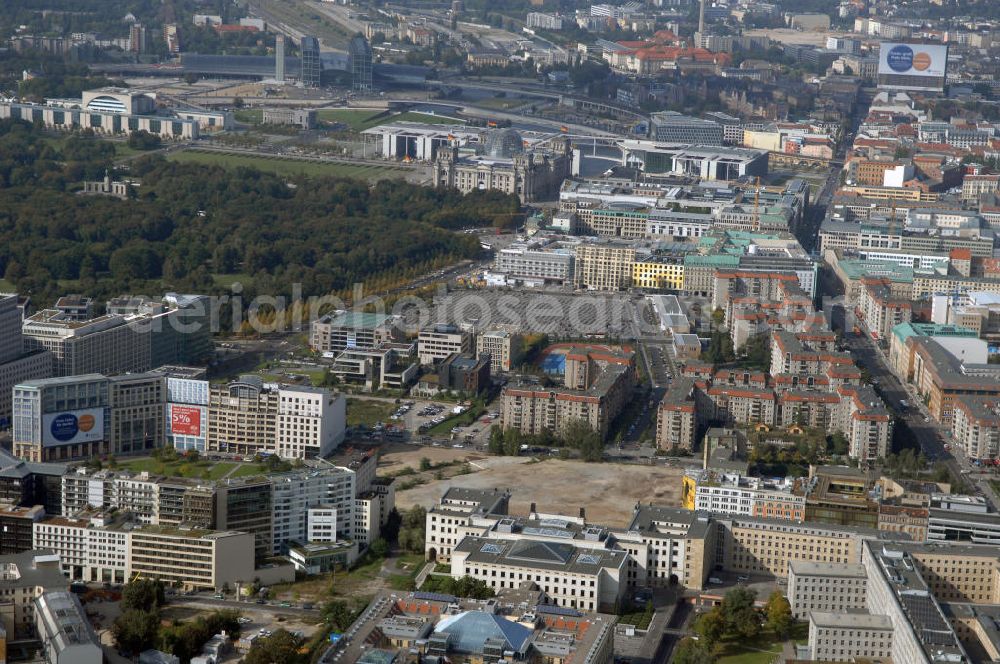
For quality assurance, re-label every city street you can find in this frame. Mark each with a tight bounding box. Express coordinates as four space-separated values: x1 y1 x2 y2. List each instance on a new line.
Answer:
841 315 999 508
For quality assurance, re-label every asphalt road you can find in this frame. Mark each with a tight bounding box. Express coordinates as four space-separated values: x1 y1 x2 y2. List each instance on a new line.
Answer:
843 324 998 507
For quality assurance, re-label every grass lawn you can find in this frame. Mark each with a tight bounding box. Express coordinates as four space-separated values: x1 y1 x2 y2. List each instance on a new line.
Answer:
316 109 390 131
391 111 464 125
234 108 263 124
347 398 396 427
211 272 253 289
168 149 408 181
228 463 270 478
714 629 790 664
118 457 229 480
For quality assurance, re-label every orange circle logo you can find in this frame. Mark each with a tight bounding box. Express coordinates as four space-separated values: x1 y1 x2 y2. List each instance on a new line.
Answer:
78 414 95 432
912 52 931 71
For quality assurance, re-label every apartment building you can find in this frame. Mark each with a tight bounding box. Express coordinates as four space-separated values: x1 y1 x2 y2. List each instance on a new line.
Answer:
656 378 698 451
858 276 912 342
476 330 523 374
573 242 635 291
501 347 635 440
907 337 1000 425
787 561 867 619
417 325 472 365
951 398 1000 461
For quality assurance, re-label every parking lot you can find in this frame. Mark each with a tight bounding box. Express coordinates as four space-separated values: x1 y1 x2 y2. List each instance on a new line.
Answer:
347 396 497 449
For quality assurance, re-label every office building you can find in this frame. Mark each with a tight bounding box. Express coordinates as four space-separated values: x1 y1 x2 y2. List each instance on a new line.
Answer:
348 35 372 91
22 294 209 378
434 137 572 203
0 505 45 555
619 141 768 180
476 330 523 374
261 108 316 130
450 536 628 612
787 561 867 619
807 612 893 662
0 293 52 429
329 343 419 392
34 591 102 664
574 241 636 291
493 242 575 284
906 337 1000 425
13 375 110 463
300 36 321 87
273 34 286 82
0 101 197 139
649 112 724 145
433 353 491 396
417 325 472 365
207 376 346 459
21 310 147 378
32 513 272 590
310 311 401 353
0 551 68 641
0 448 66 516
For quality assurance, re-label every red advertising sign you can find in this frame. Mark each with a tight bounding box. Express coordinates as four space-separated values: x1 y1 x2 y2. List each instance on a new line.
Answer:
170 405 202 436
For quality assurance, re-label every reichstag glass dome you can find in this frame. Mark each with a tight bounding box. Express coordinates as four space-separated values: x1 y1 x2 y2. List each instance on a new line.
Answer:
483 128 524 159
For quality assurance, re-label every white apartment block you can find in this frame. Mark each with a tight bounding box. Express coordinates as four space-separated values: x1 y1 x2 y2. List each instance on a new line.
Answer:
417 325 472 365
787 561 867 619
270 465 355 553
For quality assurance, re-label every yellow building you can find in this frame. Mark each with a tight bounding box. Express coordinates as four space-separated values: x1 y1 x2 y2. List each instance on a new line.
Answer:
681 474 697 510
633 260 685 290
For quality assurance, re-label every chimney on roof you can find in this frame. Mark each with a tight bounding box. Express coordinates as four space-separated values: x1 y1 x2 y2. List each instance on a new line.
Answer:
579 507 586 520
529 502 536 514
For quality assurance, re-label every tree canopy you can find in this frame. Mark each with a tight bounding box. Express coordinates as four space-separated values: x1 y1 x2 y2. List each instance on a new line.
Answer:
0 121 521 309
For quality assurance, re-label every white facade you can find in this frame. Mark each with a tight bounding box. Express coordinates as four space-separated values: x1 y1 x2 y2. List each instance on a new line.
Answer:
276 387 346 458
417 326 472 365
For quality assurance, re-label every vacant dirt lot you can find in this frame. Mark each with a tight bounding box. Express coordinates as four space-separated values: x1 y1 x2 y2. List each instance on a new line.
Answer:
395 458 685 526
376 442 490 473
